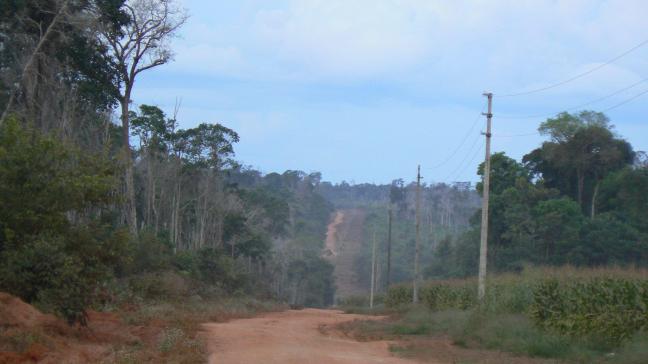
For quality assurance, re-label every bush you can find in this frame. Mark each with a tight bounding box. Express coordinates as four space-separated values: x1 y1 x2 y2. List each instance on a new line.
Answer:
531 277 648 344
0 119 126 324
129 271 192 300
387 268 648 346
422 283 476 311
385 285 411 308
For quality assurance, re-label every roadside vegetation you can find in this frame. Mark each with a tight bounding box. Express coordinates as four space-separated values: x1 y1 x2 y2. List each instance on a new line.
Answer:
1 1 332 361
340 267 648 364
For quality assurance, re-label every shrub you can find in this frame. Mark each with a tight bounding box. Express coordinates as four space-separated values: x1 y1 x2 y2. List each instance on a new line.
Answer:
531 277 648 344
385 285 411 308
0 119 126 324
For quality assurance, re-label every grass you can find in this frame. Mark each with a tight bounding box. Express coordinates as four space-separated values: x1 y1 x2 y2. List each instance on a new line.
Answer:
340 307 648 363
104 297 286 363
0 326 50 353
339 266 648 364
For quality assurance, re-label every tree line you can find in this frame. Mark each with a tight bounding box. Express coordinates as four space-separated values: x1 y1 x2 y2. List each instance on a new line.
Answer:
0 0 335 323
430 111 648 278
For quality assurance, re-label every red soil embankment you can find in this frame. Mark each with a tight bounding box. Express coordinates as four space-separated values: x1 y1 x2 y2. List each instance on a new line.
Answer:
0 292 142 364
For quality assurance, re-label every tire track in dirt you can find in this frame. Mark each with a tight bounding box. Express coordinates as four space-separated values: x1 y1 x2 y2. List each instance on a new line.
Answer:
203 309 427 364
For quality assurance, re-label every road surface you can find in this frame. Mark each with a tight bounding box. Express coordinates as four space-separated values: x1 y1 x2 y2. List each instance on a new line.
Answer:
203 308 425 364
324 209 367 301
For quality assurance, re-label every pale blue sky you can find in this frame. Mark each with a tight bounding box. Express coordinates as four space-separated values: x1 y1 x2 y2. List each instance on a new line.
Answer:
133 0 648 184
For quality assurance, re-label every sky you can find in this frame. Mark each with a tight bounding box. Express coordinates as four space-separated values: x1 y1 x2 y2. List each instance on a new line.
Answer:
133 0 648 185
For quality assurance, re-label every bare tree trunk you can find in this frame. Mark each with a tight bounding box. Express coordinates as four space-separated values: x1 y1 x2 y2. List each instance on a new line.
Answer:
577 170 584 209
196 174 210 249
1 0 70 125
591 180 600 218
119 90 138 234
172 178 181 251
145 155 155 228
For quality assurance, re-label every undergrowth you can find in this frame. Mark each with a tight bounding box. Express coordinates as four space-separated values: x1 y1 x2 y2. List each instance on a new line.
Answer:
340 266 648 363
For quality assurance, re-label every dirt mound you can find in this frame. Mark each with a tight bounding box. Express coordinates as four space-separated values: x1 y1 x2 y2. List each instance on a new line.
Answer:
0 292 142 363
0 293 57 329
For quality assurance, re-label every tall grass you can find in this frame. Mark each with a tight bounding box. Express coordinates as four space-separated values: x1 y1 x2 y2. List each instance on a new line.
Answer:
346 266 648 362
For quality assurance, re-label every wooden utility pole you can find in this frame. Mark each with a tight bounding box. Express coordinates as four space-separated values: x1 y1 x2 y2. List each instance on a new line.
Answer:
386 206 393 289
370 229 377 308
413 165 422 304
478 92 493 301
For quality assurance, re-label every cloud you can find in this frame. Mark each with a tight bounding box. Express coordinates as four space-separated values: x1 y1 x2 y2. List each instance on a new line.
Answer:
169 43 245 75
252 1 433 77
166 0 648 88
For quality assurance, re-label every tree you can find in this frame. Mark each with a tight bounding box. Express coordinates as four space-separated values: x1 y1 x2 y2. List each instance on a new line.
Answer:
533 198 583 264
1 0 125 137
131 105 176 231
477 152 529 195
525 111 633 215
575 214 644 266
98 0 187 233
538 111 610 143
598 167 648 234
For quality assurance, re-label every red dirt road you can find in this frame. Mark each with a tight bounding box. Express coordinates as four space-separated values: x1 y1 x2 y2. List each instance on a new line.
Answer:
203 308 427 364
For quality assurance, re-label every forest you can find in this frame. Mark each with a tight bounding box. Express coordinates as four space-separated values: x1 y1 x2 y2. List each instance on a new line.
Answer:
0 0 336 327
2 0 648 362
429 111 648 278
320 111 648 293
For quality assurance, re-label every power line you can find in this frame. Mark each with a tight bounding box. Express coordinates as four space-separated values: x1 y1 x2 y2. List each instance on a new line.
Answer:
426 107 485 170
493 86 648 138
493 131 539 138
496 38 648 98
602 87 648 112
443 134 484 183
497 76 648 119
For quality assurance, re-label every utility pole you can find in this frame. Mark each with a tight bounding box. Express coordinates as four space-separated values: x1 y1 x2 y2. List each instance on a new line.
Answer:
478 92 493 301
413 165 422 304
386 205 392 289
370 229 377 309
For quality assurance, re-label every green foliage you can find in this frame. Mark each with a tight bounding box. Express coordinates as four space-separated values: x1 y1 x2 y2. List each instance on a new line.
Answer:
385 284 412 308
533 197 584 264
386 268 648 346
477 152 530 195
375 268 648 361
130 230 173 273
599 167 648 233
0 119 128 324
531 277 648 345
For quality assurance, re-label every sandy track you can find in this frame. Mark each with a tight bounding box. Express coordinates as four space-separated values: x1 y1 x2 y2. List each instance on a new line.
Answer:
324 209 367 300
203 308 427 364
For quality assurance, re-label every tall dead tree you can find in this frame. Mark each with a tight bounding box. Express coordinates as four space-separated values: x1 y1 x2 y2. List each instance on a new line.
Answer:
99 0 187 233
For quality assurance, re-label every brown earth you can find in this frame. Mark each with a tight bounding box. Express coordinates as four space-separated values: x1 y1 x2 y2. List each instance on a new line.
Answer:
204 309 557 364
0 292 114 363
203 308 428 364
0 292 161 364
324 209 367 301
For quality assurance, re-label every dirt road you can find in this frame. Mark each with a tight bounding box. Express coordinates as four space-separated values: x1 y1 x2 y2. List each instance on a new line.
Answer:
203 308 426 364
324 209 367 300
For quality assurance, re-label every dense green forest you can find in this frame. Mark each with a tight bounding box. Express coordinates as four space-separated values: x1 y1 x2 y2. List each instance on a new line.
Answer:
0 0 335 324
428 111 648 278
